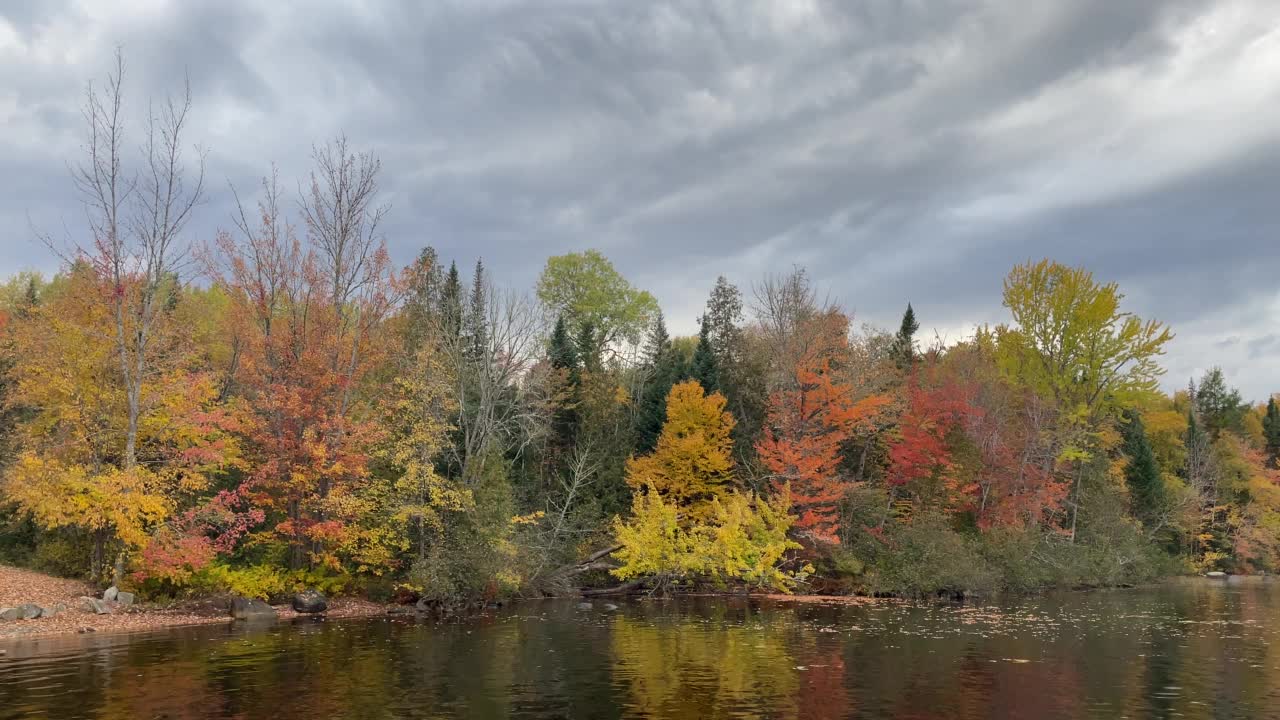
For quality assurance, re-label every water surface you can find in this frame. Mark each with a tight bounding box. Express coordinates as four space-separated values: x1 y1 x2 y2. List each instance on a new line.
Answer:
3 579 1279 719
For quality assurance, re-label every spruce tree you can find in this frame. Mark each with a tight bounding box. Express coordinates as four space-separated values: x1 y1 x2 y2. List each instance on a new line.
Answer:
439 261 463 340
547 314 581 460
635 313 682 453
1121 409 1164 526
576 320 601 373
893 303 920 369
689 315 719 394
1263 397 1280 468
465 258 488 362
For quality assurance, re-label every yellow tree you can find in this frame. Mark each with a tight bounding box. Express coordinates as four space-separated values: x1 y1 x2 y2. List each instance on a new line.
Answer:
3 266 240 578
625 380 737 521
997 260 1172 540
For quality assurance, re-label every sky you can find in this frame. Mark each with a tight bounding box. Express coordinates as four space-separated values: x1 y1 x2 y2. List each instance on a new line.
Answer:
1 0 1278 400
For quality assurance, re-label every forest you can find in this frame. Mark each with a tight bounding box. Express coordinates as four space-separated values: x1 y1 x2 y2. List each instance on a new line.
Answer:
2 64 1279 605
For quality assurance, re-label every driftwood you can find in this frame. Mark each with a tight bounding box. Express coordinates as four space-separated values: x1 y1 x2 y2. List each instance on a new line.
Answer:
580 580 646 597
549 543 623 580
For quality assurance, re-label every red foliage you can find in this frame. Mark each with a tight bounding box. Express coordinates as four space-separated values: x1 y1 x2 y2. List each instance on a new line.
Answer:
886 378 981 512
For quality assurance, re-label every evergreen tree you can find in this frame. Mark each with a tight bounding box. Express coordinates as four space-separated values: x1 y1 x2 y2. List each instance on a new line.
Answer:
688 315 718 394
465 258 489 362
892 303 920 369
547 314 581 463
576 320 601 374
439 261 463 339
1121 409 1164 527
635 313 683 453
1263 397 1280 468
1195 367 1245 438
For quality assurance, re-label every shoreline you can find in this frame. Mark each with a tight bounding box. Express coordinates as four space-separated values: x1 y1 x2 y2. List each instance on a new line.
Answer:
0 597 396 643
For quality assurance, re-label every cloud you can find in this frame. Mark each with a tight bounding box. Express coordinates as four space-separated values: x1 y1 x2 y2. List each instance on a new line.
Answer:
1 0 1277 399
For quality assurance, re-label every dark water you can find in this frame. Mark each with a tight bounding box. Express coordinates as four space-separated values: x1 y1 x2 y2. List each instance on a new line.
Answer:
3 579 1280 719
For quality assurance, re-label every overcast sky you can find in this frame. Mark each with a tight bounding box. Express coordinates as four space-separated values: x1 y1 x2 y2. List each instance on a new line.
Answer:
2 0 1278 399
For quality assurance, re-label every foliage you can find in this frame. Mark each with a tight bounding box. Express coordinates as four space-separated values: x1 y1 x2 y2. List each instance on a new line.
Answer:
535 249 660 355
625 381 738 521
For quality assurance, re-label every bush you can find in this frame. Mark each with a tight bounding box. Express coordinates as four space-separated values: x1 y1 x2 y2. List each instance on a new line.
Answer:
868 513 998 598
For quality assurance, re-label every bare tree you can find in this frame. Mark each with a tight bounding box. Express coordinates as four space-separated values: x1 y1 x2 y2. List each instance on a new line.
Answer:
62 49 206 471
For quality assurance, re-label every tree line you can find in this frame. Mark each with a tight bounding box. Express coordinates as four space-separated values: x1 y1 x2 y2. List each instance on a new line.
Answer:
1 58 1278 601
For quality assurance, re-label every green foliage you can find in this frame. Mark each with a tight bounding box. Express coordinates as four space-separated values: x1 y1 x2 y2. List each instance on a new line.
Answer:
688 315 719 394
892 303 919 369
1264 397 1280 467
536 249 660 354
1121 410 1165 527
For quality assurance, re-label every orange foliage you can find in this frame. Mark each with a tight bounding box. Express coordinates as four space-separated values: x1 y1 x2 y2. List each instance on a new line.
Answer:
757 312 889 543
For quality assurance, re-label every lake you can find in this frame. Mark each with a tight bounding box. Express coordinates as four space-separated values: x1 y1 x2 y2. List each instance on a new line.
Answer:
2 579 1278 719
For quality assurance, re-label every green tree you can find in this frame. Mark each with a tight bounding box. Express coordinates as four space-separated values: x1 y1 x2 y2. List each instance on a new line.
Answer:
635 313 683 453
402 247 443 356
688 315 719 394
1263 397 1280 468
440 261 463 339
1194 367 1245 439
1120 409 1164 528
892 303 920 369
535 250 659 359
465 258 489 364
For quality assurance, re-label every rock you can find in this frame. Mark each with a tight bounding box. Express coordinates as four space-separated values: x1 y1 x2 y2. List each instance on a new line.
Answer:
1206 571 1228 578
40 603 66 618
603 603 619 611
576 602 593 610
0 607 19 621
103 586 119 602
115 591 135 608
18 603 43 620
77 627 96 634
230 596 276 620
78 596 112 615
291 589 328 614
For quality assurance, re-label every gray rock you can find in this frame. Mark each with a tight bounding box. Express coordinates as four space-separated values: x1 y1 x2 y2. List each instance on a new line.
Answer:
78 596 112 615
603 603 619 611
230 596 276 620
0 607 19 621
576 602 593 610
115 591 135 607
103 586 119 602
18 603 43 620
1206 571 1228 578
40 603 66 618
291 589 328 614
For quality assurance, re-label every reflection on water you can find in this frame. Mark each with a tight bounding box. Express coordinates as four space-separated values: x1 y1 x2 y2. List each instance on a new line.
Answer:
2 579 1280 719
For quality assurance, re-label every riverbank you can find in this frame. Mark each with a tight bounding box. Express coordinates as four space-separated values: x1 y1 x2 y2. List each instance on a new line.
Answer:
0 565 392 642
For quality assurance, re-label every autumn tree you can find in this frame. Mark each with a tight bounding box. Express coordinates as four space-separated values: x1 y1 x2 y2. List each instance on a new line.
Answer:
634 313 683 453
997 259 1172 540
756 311 890 543
625 380 738 521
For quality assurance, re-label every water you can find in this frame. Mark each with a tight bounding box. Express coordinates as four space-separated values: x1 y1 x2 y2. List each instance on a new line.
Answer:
3 579 1279 719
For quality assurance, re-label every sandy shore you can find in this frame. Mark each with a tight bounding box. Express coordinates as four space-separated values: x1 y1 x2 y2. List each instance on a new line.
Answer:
0 565 393 642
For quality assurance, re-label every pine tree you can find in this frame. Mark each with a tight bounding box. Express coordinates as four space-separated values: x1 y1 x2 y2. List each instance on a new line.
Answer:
576 320 601 374
1121 409 1164 527
465 258 488 362
440 261 463 339
1195 367 1244 438
689 315 719 393
635 313 683 453
893 303 920 369
1263 397 1280 468
547 314 581 462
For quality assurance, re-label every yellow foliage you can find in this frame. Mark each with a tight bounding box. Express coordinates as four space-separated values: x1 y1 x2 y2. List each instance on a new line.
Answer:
625 380 737 521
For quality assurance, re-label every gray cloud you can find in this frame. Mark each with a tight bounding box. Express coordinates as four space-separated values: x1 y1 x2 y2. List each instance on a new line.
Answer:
2 0 1277 399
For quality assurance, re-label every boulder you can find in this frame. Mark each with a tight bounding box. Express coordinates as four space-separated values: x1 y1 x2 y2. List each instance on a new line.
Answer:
40 603 66 619
230 596 276 620
1206 571 1228 579
18 603 43 620
0 607 19 621
603 603 619 611
576 602 593 611
115 591 135 608
291 589 328 614
103 586 119 602
78 596 112 615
